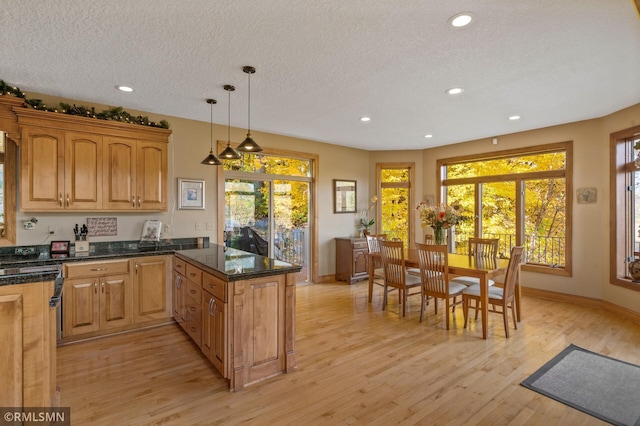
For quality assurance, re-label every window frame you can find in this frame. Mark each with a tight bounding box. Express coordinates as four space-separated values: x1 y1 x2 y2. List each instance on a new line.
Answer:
437 141 573 277
610 124 640 291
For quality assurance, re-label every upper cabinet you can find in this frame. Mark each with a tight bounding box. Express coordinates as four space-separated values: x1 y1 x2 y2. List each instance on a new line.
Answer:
15 108 170 212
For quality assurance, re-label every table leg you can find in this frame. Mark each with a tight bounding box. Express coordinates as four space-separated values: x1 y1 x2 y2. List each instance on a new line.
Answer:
480 274 488 339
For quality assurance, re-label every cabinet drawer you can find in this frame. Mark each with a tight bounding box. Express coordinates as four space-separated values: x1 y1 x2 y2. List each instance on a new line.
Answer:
185 313 202 347
174 257 186 275
203 272 226 302
64 259 130 279
185 263 202 286
353 241 368 250
186 298 202 322
186 279 202 302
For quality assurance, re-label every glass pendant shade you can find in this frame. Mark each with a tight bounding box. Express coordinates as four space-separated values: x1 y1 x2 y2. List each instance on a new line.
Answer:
237 66 263 153
218 85 242 160
201 98 222 165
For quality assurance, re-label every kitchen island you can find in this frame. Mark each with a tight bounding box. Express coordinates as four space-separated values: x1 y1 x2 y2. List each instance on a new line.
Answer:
174 246 301 391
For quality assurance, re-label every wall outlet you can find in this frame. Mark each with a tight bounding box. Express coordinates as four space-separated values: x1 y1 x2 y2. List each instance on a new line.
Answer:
164 225 171 235
206 222 214 231
48 226 56 234
195 222 202 231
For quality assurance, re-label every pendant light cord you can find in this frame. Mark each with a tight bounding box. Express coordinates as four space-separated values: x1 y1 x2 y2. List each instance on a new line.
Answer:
247 71 251 132
210 102 214 151
228 88 231 143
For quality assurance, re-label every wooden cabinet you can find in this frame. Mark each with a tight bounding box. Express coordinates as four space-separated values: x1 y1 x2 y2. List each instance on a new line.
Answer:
63 255 172 341
63 260 132 336
335 237 369 284
15 107 170 212
172 270 187 329
174 254 297 391
0 281 57 407
132 255 172 323
20 127 103 210
103 138 167 211
202 273 226 375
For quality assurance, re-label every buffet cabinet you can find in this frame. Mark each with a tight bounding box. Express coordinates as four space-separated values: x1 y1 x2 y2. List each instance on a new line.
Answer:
14 107 170 212
63 255 172 341
173 254 296 391
335 237 369 284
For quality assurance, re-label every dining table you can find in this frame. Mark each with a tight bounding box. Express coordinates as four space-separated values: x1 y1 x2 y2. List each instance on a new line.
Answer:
367 249 515 339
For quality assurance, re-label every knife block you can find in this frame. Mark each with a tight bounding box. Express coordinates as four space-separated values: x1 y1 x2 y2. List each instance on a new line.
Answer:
75 239 89 253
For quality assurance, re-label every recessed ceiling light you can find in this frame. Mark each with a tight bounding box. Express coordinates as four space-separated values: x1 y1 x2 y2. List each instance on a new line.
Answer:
450 13 473 27
424 134 433 138
116 85 133 92
446 87 464 95
508 115 521 121
360 116 371 122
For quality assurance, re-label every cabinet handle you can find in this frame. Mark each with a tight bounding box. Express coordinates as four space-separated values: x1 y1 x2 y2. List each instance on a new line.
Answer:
66 193 70 207
208 298 214 316
190 289 196 294
189 272 196 277
59 193 63 207
189 306 196 312
137 195 141 208
190 327 197 332
135 263 138 274
208 283 215 289
176 276 181 288
94 281 97 294
90 268 106 271
132 196 136 207
101 282 105 293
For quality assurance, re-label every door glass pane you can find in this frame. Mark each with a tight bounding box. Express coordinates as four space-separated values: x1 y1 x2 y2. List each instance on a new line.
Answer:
525 178 566 266
381 187 408 243
481 182 516 259
274 180 309 283
223 153 311 177
224 179 270 256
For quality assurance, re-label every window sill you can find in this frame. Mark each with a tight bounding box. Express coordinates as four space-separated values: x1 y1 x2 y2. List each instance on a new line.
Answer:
611 277 640 292
522 263 571 277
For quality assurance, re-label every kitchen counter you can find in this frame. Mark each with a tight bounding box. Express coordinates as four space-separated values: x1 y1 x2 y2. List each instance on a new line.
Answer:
175 245 302 281
0 238 205 286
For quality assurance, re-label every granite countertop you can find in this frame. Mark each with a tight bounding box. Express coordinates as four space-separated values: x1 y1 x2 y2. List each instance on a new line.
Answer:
0 238 206 286
175 245 302 282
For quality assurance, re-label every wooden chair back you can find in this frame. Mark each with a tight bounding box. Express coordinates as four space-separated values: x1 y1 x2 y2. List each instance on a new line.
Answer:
415 243 449 298
379 240 406 289
424 234 434 245
502 246 524 303
365 234 386 254
468 238 499 258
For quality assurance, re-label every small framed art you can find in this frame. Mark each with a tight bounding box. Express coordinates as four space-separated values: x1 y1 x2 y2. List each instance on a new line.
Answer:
178 178 205 210
50 240 70 258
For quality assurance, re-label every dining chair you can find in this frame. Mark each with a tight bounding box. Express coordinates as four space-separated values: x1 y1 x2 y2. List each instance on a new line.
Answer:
366 233 388 300
450 237 499 287
415 243 467 330
462 246 524 337
424 234 434 244
379 240 422 317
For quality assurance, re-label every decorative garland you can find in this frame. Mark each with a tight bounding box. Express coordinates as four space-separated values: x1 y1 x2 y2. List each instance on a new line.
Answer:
0 79 170 129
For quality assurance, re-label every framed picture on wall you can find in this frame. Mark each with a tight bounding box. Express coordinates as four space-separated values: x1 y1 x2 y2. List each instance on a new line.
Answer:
178 178 205 210
334 179 357 213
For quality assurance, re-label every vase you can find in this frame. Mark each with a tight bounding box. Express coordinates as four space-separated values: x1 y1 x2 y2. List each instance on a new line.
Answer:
434 226 446 245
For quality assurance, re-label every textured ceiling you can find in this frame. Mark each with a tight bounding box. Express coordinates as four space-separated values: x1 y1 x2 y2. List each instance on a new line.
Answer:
2 0 639 150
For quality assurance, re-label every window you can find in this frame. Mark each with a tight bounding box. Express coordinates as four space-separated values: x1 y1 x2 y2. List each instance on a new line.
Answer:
376 163 415 245
610 125 640 290
439 142 572 275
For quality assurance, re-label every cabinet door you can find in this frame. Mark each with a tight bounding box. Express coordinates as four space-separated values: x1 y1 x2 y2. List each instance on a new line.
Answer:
353 249 369 276
100 273 132 330
172 271 186 327
64 132 102 210
103 137 137 210
202 290 226 375
20 126 65 210
63 277 100 336
137 141 167 211
133 256 171 323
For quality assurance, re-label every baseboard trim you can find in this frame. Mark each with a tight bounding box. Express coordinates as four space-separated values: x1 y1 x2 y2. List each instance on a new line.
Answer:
522 286 640 323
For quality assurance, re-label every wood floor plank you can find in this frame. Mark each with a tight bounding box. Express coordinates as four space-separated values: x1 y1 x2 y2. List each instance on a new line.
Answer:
57 281 639 425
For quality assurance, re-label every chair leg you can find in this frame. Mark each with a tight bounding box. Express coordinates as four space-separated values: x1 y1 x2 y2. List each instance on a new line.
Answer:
503 304 510 338
434 297 438 315
445 298 450 330
402 289 407 317
463 297 469 328
420 294 426 323
511 302 517 330
382 284 388 311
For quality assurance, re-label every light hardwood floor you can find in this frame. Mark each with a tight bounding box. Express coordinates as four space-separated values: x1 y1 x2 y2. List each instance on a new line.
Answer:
57 281 640 425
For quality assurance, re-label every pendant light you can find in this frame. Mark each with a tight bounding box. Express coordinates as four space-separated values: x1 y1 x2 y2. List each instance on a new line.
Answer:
218 85 241 160
236 66 263 152
201 98 222 165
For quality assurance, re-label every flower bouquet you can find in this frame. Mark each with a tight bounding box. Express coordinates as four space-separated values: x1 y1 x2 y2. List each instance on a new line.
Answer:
416 201 466 244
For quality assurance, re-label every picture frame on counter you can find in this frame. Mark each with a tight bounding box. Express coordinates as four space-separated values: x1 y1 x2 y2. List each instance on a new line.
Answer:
178 178 205 210
50 240 70 258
